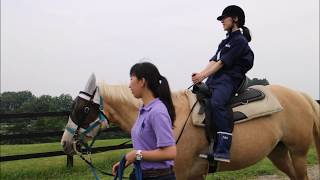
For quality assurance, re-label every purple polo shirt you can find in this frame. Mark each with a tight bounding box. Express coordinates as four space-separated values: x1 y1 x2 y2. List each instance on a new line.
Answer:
131 98 175 170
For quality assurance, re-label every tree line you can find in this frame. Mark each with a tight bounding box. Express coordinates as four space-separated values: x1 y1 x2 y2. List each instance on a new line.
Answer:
0 91 73 143
0 91 73 114
0 90 128 144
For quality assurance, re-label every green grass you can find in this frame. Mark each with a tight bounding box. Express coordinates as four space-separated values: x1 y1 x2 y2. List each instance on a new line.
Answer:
1 139 132 180
0 140 318 180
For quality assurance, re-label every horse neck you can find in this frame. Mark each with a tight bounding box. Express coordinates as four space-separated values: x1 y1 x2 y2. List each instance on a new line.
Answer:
99 83 141 134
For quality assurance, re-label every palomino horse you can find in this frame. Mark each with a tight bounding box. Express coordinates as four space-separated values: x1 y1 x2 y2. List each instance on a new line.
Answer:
61 74 319 180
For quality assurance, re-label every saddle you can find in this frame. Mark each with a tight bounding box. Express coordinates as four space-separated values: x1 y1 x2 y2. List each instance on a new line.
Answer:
192 77 265 123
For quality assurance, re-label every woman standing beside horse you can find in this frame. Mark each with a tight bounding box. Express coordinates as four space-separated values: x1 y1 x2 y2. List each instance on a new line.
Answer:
112 62 177 180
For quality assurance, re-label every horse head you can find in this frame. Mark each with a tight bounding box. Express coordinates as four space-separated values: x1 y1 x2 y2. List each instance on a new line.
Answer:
61 73 109 155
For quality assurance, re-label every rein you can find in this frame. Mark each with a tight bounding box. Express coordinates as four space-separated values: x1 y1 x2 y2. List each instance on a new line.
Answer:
176 84 198 144
176 100 198 144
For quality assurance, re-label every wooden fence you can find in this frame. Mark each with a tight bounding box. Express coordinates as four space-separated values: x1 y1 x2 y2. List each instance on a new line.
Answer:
0 112 132 167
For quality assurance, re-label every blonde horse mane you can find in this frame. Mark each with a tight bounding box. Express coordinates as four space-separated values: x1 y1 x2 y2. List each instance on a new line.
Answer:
98 81 141 107
97 81 188 108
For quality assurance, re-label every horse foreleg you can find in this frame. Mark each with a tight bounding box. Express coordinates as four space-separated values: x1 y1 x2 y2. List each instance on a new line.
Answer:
289 151 309 180
268 143 297 179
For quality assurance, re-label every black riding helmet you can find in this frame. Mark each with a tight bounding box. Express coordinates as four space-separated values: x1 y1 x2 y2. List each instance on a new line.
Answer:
217 5 245 27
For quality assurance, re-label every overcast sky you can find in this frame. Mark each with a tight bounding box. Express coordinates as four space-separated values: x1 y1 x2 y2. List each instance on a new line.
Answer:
1 0 319 99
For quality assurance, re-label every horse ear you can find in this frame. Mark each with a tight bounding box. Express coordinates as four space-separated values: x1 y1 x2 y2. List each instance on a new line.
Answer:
83 73 97 95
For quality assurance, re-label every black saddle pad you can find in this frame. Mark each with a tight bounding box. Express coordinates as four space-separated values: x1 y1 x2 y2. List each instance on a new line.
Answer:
230 88 265 108
229 88 265 108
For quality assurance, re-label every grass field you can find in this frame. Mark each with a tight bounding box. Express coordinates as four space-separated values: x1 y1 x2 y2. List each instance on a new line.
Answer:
0 139 318 180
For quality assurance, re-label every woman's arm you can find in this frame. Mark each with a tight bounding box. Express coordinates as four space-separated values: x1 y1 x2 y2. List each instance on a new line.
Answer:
201 60 223 77
139 145 176 161
125 145 176 164
192 60 224 83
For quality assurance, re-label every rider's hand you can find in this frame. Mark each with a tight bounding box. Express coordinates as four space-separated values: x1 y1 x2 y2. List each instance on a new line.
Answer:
112 161 120 176
192 73 206 84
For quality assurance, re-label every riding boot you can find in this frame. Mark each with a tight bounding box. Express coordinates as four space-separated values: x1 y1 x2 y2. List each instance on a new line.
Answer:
213 132 232 162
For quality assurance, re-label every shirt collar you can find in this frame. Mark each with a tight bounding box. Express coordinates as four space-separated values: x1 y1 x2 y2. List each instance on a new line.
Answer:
226 29 241 39
140 98 160 112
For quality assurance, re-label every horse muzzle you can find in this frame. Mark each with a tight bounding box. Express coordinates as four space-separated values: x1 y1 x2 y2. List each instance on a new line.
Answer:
62 140 77 155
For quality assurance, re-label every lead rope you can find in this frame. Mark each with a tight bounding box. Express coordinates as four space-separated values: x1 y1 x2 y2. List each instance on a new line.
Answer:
113 156 142 180
73 139 132 180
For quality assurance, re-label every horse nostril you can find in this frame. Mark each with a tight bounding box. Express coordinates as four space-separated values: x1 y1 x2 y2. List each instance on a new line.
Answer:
62 141 73 155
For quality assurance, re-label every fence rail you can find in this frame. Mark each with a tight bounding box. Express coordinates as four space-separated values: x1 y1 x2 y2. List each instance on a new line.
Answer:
1 143 133 162
0 111 70 122
0 127 123 140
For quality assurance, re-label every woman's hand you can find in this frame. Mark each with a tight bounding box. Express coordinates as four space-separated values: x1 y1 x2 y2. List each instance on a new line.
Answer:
125 150 137 165
192 72 206 84
112 152 135 176
112 161 120 176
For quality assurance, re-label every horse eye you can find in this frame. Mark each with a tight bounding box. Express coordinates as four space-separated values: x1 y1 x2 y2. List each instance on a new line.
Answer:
84 107 90 114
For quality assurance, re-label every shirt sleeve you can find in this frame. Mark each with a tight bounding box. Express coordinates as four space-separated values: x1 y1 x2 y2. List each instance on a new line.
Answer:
209 49 219 62
150 111 176 148
209 41 224 62
219 38 247 67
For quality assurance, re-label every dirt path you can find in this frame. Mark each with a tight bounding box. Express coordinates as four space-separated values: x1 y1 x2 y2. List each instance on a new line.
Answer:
252 165 319 180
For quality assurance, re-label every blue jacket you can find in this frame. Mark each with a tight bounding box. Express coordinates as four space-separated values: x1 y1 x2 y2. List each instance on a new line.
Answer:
206 30 254 88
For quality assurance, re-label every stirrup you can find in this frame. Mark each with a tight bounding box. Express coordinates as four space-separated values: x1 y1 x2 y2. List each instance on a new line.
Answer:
213 157 230 163
199 153 218 173
199 141 215 163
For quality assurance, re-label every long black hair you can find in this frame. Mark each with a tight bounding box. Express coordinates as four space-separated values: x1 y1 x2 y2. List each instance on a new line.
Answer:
130 62 176 125
240 26 251 42
231 16 251 42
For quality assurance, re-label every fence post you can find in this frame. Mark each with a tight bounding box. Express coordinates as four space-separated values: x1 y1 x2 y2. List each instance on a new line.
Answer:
67 155 73 168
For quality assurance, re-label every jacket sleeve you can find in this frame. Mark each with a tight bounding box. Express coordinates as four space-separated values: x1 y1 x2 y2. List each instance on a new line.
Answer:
219 38 247 67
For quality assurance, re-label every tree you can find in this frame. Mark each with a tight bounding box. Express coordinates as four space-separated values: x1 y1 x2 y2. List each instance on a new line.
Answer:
0 91 35 113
